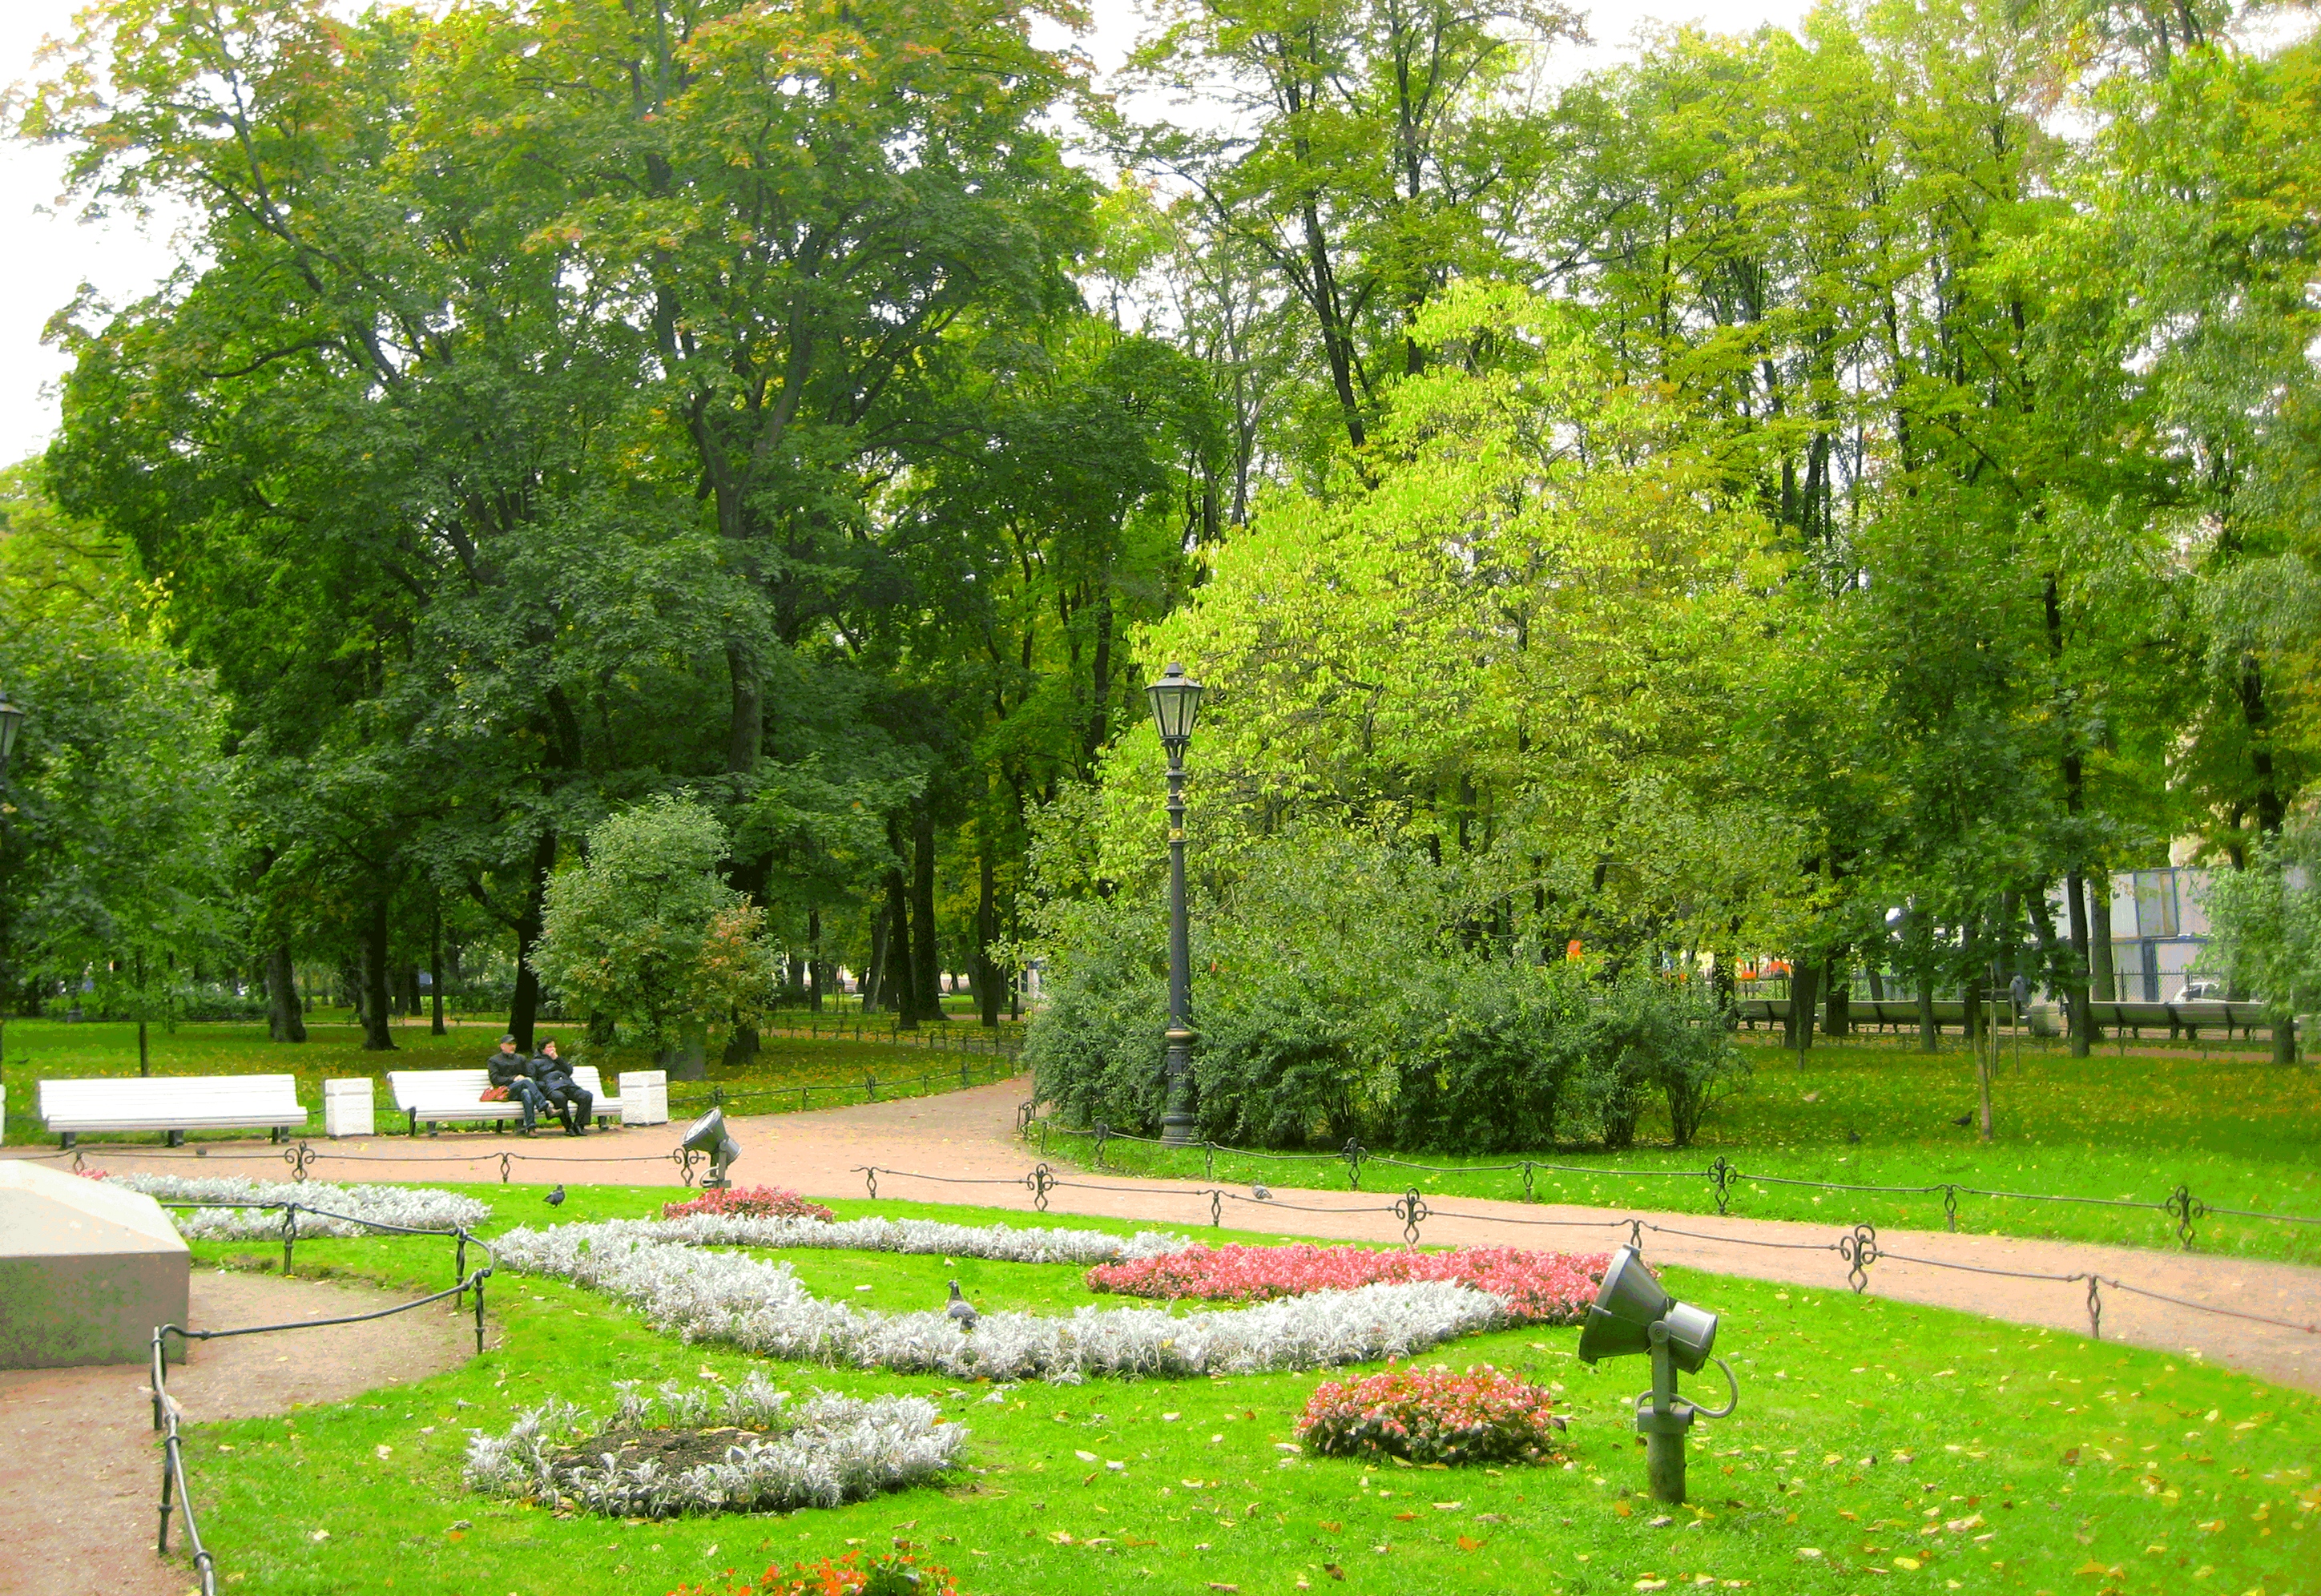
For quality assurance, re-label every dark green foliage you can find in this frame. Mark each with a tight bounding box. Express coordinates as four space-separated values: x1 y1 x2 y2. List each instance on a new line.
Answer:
1021 898 1167 1134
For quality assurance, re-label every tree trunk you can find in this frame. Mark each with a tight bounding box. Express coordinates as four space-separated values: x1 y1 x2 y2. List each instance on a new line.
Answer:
136 947 150 1076
808 908 824 1014
911 802 943 1022
265 943 307 1043
863 902 890 1011
359 896 396 1052
506 828 555 1052
1821 952 1849 1038
2088 870 2115 1009
428 907 445 1036
2063 873 2093 1058
884 832 918 1030
1787 958 1820 1064
721 1022 760 1068
976 837 1001 1028
1916 973 1938 1052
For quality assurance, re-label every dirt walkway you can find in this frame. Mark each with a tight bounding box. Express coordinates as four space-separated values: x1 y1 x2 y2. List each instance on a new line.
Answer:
12 1080 2319 1394
0 1269 471 1596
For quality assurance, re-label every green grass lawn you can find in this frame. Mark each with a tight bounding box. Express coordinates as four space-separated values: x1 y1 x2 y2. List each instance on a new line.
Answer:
161 1187 2318 1596
0 1018 1017 1147
1057 1038 2321 1265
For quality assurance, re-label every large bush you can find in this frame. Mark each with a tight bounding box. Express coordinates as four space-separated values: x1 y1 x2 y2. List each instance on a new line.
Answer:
1028 880 1747 1153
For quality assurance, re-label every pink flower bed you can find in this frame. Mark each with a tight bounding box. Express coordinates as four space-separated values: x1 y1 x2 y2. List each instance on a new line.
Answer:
1297 1363 1566 1465
660 1186 836 1223
1084 1243 1606 1325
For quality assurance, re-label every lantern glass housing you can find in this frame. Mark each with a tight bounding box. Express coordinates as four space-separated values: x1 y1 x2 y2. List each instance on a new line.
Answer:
0 688 23 772
1146 663 1203 753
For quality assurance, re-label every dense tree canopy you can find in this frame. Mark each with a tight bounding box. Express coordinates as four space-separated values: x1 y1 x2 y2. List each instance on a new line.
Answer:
1 0 2312 1078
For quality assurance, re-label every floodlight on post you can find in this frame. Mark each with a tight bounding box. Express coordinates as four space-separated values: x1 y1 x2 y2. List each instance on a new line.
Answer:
679 1106 741 1190
1145 663 1204 1146
1577 1246 1738 1505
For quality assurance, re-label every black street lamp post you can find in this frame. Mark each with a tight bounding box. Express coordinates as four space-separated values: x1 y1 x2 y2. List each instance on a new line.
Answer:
1146 662 1203 1146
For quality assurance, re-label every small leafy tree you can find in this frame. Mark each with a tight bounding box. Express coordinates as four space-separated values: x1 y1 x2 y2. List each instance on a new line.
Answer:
531 798 780 1078
2204 821 2321 1065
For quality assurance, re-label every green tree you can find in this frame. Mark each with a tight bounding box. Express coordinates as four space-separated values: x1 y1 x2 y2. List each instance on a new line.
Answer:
530 797 780 1078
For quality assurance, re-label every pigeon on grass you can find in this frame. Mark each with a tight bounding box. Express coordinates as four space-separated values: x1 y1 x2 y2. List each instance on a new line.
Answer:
545 1184 566 1207
945 1280 978 1327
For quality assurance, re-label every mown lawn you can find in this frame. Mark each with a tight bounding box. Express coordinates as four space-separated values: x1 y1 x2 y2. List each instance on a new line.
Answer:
1062 1039 2321 1264
159 1187 2318 1596
0 1018 1017 1147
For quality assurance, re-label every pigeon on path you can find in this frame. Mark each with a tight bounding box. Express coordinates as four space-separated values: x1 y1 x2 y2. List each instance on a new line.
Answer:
1251 1183 1272 1202
546 1184 566 1207
945 1280 978 1328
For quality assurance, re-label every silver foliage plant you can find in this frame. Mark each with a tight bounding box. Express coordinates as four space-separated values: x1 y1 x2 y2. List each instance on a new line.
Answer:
463 1371 965 1517
642 1212 1196 1264
107 1173 491 1238
494 1221 1507 1382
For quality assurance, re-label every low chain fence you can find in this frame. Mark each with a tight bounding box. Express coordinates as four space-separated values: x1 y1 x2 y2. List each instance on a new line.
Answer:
756 1013 1027 1058
1021 1115 2321 1255
846 1159 2321 1348
149 1201 493 1596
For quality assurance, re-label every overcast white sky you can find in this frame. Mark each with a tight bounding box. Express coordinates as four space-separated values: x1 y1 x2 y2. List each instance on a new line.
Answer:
0 0 1808 466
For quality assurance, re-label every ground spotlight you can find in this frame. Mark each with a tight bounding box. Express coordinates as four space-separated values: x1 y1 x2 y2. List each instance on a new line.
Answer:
1577 1246 1738 1504
679 1107 741 1190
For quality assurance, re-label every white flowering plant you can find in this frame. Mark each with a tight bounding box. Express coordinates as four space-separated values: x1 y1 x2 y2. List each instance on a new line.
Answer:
101 1173 491 1238
464 1371 965 1517
494 1219 1509 1382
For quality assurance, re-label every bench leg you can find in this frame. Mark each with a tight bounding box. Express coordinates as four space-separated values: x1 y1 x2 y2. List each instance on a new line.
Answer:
407 1108 418 1138
428 1121 439 1137
59 1132 74 1150
270 1126 284 1143
166 1130 184 1148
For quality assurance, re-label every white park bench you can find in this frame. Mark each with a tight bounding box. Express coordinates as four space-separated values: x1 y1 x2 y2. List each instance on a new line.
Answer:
386 1066 622 1136
38 1074 308 1149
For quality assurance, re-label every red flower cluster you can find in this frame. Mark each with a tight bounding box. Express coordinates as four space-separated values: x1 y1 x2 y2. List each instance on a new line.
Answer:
1085 1243 1606 1324
660 1185 836 1223
1296 1363 1567 1465
670 1551 959 1596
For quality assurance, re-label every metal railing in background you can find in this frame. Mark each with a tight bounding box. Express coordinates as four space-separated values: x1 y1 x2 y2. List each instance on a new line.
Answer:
1022 1114 2321 1253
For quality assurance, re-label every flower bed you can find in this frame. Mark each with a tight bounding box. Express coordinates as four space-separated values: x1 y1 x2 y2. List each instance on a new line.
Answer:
1086 1243 1606 1325
582 1212 1194 1267
465 1372 964 1517
494 1220 1508 1381
671 1550 961 1596
95 1173 490 1238
662 1186 836 1223
1295 1363 1567 1465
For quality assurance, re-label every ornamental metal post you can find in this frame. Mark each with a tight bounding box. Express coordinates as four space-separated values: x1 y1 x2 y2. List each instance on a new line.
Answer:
1147 663 1204 1146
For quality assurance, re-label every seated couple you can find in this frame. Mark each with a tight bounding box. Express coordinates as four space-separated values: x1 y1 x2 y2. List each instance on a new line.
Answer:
485 1034 595 1135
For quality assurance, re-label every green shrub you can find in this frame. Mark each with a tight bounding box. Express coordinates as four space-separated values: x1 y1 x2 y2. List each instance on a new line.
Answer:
1023 897 1167 1133
1390 957 1591 1153
1563 976 1746 1150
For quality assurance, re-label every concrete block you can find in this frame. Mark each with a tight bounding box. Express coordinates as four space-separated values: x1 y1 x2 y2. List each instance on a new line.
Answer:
0 1160 189 1369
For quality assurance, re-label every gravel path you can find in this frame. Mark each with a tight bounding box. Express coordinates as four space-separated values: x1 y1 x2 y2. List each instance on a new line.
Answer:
11 1078 2317 1393
0 1269 471 1596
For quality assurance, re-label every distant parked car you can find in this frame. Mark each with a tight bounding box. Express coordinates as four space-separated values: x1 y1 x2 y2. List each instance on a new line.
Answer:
2175 978 2224 1002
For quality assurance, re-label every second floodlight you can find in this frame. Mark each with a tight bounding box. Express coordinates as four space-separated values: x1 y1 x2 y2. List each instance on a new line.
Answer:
679 1107 741 1190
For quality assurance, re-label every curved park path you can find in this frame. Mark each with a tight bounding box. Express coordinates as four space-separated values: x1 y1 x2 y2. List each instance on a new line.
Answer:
12 1078 2318 1396
0 1268 471 1596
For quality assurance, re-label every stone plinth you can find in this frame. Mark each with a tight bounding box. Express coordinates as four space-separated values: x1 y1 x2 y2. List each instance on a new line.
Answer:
0 1161 189 1369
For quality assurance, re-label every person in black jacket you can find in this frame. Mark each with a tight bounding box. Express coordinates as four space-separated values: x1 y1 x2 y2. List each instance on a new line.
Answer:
532 1038 594 1135
486 1034 549 1132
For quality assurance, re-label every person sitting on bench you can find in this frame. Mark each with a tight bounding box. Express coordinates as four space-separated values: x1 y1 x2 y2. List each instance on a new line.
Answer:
533 1038 594 1135
486 1034 550 1132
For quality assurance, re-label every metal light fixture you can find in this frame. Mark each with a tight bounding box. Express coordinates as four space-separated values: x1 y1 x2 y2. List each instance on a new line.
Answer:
1145 663 1204 1144
1578 1247 1738 1504
679 1106 741 1190
0 684 22 773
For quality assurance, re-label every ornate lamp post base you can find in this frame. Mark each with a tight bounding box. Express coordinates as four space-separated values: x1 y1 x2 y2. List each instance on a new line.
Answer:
1160 1025 1197 1145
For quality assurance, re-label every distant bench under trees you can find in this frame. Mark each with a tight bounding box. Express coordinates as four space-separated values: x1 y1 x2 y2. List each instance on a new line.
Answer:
1732 997 2280 1042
